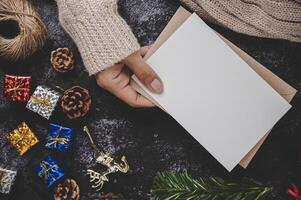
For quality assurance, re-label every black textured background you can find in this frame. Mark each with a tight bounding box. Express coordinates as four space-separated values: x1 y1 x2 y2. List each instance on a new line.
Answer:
1 0 301 200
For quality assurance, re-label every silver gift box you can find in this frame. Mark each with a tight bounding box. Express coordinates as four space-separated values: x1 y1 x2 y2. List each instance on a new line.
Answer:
26 86 61 119
0 168 17 194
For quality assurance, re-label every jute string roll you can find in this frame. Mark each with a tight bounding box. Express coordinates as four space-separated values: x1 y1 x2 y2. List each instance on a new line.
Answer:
0 0 48 61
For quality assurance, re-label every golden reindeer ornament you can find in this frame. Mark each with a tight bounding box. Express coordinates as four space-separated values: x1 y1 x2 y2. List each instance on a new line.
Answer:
83 126 129 191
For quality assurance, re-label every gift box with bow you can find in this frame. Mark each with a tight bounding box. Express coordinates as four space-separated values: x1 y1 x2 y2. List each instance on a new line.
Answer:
45 124 74 152
0 168 17 194
4 75 31 102
26 86 61 119
38 156 64 188
7 122 39 155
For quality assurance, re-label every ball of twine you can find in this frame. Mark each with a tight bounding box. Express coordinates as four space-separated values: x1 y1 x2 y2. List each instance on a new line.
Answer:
0 0 48 61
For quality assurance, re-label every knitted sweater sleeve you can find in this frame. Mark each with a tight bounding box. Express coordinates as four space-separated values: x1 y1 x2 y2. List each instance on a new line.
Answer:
56 0 140 75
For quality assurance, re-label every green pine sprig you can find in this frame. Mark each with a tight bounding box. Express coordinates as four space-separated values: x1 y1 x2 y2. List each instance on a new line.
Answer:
150 171 272 200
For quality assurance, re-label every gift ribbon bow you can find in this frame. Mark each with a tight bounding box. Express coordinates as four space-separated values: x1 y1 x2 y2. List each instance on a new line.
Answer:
40 162 57 181
45 127 70 148
0 170 10 186
31 95 51 108
46 137 70 148
10 129 28 145
6 82 29 97
287 183 301 200
0 171 4 186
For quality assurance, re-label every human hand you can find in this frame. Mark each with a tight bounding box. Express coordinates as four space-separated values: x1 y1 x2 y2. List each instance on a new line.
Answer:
96 46 163 108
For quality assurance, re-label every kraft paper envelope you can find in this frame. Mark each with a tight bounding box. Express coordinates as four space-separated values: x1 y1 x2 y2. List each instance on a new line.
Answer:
131 7 297 169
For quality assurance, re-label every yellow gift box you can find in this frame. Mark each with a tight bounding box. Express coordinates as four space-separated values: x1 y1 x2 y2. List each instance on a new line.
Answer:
7 122 39 155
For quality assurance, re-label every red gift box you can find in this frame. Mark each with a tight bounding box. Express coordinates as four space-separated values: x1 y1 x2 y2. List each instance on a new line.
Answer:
4 75 31 102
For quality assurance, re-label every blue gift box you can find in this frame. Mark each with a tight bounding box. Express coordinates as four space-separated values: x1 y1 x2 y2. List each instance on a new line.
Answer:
38 156 64 188
45 124 74 152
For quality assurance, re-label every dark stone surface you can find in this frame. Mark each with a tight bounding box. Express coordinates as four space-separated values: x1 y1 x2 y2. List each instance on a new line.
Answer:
0 0 301 199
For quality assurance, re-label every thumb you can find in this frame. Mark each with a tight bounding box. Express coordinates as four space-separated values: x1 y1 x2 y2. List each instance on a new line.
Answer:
123 51 163 94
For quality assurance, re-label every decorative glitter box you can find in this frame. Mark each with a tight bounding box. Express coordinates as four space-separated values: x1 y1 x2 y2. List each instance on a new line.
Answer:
0 168 17 194
38 156 64 188
4 75 31 102
45 124 74 152
7 122 39 155
26 86 61 119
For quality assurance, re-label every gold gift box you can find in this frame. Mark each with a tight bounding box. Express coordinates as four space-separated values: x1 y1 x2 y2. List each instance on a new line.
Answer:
7 122 39 155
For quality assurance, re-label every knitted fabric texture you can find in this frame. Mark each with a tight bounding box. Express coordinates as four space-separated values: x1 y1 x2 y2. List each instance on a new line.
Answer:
181 0 301 43
56 0 140 75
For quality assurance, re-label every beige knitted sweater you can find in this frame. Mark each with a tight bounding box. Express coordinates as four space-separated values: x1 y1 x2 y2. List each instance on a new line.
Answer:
56 0 140 75
181 0 301 43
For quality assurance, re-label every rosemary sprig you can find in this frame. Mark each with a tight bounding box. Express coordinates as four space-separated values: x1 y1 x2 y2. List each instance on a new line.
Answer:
150 171 272 200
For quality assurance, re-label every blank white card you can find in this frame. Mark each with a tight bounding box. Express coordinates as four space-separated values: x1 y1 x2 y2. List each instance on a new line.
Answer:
133 13 291 171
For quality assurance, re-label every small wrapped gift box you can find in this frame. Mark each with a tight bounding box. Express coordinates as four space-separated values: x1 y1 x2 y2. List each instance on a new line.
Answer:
38 156 64 188
45 124 74 152
4 75 31 102
26 86 61 119
0 168 17 194
7 122 39 155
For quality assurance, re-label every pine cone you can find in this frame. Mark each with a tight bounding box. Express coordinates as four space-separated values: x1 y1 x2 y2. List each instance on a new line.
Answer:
61 86 91 119
98 193 126 200
54 179 80 200
51 48 74 73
